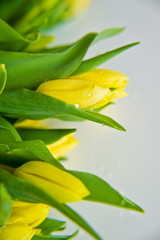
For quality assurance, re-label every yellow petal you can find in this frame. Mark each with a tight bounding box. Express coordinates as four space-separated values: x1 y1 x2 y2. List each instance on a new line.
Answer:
111 89 128 99
14 120 42 129
14 161 90 203
69 69 129 88
0 224 35 240
37 79 109 109
7 201 49 228
92 89 128 109
47 135 78 158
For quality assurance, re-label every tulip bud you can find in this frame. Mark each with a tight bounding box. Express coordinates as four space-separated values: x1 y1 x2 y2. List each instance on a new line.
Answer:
37 69 128 109
0 223 35 240
7 201 49 228
14 161 90 203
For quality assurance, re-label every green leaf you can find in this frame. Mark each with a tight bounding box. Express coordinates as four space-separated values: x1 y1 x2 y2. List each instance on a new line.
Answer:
0 18 40 51
0 116 21 143
0 168 102 240
48 104 114 122
17 128 76 145
0 64 7 94
32 231 78 240
37 218 66 235
0 143 9 153
0 183 12 226
85 111 126 131
41 27 125 54
0 0 27 22
1 31 137 91
0 140 64 169
92 27 125 45
0 88 125 131
13 0 67 34
73 42 140 75
69 171 144 213
1 33 97 90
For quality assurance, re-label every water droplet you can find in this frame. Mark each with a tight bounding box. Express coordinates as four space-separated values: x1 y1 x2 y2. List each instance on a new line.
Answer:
88 93 92 97
75 104 80 109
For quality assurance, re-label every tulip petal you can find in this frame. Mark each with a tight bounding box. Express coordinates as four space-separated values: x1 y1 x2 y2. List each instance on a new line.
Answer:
15 120 42 129
0 223 36 240
37 79 109 109
7 201 49 228
14 161 90 203
69 69 128 88
47 135 78 158
91 90 128 109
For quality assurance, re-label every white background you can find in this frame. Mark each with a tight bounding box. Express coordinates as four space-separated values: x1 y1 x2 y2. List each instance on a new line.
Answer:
47 0 160 239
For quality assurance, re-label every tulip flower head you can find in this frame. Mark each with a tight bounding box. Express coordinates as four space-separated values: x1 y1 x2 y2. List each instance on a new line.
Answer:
14 161 90 203
7 201 50 228
0 201 50 240
0 223 35 240
37 69 128 110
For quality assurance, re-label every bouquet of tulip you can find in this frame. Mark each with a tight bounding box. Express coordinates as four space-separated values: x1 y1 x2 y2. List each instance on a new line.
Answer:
0 1 144 239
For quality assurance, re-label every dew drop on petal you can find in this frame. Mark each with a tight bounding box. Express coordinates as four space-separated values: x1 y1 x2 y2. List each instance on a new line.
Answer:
75 104 80 109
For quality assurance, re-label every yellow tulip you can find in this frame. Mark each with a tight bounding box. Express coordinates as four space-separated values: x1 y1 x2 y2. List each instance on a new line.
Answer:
0 201 49 240
47 134 78 158
37 69 128 110
14 161 90 203
0 223 35 240
7 201 49 228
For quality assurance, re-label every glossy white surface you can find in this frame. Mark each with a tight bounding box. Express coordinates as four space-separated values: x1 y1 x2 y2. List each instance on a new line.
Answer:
47 0 160 239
